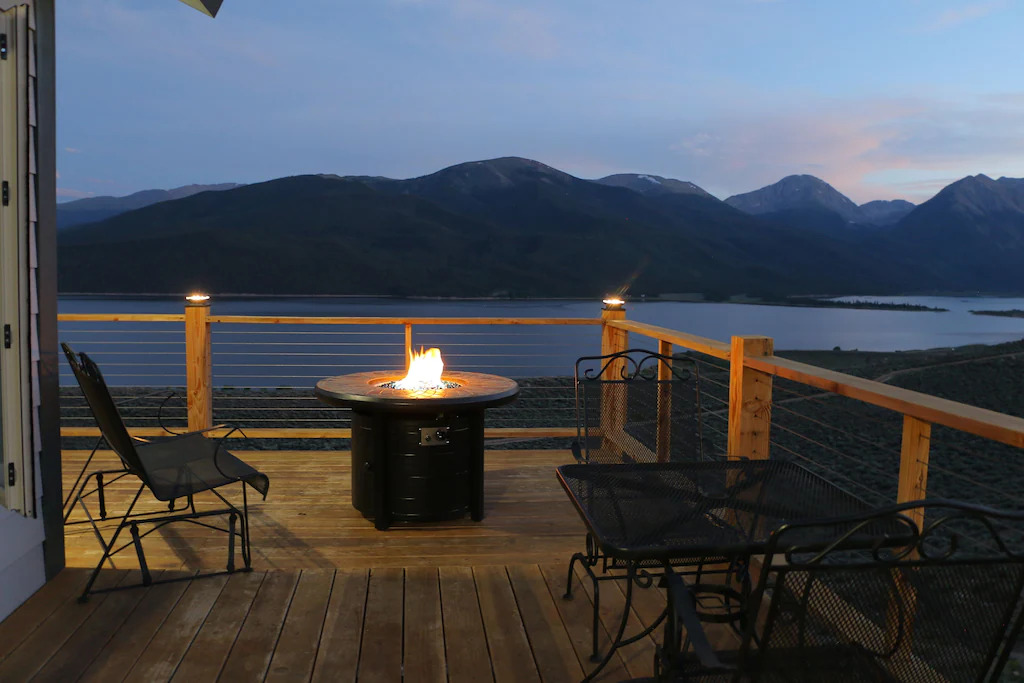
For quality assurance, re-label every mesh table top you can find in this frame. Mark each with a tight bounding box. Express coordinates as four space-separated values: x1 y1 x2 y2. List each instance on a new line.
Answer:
557 460 889 561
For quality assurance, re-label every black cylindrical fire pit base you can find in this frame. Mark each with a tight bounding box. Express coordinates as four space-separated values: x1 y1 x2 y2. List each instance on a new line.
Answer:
351 410 483 528
316 370 519 531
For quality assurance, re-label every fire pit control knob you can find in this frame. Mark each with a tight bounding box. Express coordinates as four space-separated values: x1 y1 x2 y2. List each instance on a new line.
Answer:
419 426 451 446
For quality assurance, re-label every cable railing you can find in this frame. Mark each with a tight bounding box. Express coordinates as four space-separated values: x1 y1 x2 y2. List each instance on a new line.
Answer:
57 301 1024 518
604 317 1024 532
59 309 602 445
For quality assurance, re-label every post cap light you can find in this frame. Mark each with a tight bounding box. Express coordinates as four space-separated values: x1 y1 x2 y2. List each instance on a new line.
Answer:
185 293 211 306
602 297 626 310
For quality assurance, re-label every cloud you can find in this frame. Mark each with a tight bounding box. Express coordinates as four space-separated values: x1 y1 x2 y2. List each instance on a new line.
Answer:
395 0 560 59
671 133 715 158
923 0 1007 31
651 93 1024 203
64 147 82 153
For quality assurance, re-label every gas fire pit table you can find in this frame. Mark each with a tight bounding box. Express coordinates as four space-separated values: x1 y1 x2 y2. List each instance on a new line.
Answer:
315 370 519 530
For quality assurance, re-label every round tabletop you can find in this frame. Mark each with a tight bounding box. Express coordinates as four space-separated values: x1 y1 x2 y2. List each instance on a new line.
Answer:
315 371 520 412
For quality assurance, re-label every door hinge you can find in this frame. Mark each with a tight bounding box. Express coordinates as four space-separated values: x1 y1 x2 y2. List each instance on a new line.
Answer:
1 181 8 206
1 34 7 60
7 464 14 487
3 324 10 348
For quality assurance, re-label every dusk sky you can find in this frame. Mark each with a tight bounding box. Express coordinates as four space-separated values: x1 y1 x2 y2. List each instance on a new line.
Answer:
57 0 1024 204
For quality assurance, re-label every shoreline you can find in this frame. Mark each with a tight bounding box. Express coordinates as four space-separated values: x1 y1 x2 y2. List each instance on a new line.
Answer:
970 309 1024 318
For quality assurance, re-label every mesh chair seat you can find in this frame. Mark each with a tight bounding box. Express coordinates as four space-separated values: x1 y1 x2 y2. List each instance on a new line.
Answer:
138 432 270 501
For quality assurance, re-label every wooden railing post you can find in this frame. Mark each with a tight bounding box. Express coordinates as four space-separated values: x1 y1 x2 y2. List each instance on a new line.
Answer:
728 335 774 460
405 323 413 372
185 294 213 432
886 416 931 654
897 415 931 525
657 339 672 462
600 299 628 452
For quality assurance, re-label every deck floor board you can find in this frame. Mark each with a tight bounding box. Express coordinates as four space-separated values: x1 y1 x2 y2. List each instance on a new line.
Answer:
1 563 728 682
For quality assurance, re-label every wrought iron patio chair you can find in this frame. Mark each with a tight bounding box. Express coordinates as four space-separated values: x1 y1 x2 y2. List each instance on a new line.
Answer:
564 349 726 659
62 343 270 600
62 388 185 524
643 499 1024 682
570 348 713 465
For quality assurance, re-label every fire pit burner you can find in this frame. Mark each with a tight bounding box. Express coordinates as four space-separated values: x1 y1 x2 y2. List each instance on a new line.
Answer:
377 379 461 390
315 371 519 530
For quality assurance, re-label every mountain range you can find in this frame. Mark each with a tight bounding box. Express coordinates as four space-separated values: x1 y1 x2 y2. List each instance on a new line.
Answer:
725 174 916 227
57 183 242 229
56 159 1024 297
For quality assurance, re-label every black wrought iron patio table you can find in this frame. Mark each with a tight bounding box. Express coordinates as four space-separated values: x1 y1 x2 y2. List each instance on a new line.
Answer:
557 459 901 681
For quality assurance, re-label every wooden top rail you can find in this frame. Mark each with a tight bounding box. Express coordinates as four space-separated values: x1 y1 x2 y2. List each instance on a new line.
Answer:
746 355 1024 449
57 313 600 326
606 320 731 359
60 426 577 439
206 316 602 325
58 313 186 322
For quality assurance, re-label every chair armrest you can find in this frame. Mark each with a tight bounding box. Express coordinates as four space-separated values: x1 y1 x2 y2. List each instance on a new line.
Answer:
664 570 727 672
571 439 585 463
114 390 184 436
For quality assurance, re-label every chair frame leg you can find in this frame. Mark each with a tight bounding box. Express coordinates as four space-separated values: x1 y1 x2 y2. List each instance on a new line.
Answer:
62 435 104 523
80 483 146 601
65 467 191 527
130 521 152 586
78 478 259 600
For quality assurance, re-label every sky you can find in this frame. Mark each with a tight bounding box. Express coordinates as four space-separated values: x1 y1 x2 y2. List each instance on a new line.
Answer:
56 0 1024 205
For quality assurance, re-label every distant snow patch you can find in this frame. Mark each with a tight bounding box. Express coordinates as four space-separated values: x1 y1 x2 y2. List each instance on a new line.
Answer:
638 175 662 185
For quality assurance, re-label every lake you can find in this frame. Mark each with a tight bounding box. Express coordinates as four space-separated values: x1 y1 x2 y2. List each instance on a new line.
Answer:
58 295 1024 387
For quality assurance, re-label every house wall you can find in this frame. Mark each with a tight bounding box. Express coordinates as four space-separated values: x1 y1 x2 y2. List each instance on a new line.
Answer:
0 0 60 623
0 509 45 620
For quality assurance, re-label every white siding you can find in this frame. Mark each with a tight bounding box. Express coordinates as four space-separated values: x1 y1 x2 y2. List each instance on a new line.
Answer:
0 0 46 623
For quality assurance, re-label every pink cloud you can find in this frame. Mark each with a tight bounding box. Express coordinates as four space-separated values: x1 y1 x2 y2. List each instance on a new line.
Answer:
660 93 1024 203
923 1 1007 31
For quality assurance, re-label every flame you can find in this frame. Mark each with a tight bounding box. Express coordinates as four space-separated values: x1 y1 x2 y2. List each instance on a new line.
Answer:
394 347 446 391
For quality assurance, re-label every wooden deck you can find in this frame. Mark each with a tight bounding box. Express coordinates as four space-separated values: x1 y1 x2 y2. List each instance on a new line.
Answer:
0 563 685 682
0 448 746 681
61 449 586 570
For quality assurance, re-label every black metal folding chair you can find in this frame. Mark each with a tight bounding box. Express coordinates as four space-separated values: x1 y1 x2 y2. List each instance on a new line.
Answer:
564 349 725 660
62 343 270 600
645 499 1024 682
